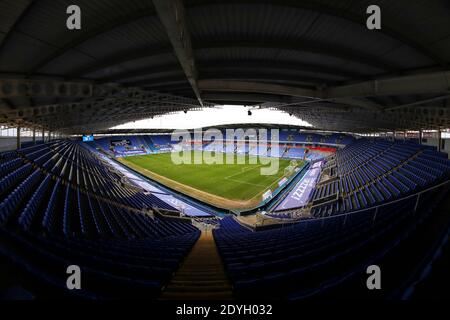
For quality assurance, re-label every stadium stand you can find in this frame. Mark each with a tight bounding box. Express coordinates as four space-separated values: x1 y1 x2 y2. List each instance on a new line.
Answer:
1 0 450 302
91 132 342 161
1 135 450 300
0 141 200 298
310 140 450 218
214 182 450 299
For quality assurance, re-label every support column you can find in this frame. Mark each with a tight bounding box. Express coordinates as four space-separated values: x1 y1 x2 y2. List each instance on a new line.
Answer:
438 130 442 152
32 128 36 145
16 126 21 150
42 129 45 143
419 129 423 145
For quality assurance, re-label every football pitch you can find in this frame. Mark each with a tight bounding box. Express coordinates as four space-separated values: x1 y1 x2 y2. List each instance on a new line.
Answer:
119 151 301 209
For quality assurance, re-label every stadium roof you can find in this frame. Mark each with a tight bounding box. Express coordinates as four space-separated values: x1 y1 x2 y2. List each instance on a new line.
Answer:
93 123 330 136
1 0 450 134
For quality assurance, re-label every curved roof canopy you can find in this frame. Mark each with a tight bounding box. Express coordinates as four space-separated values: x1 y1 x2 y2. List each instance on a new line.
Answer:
1 0 450 133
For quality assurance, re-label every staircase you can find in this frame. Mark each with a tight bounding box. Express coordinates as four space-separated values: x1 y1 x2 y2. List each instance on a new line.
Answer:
160 231 233 300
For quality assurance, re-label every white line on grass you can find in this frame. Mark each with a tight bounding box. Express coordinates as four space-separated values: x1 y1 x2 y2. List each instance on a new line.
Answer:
225 177 268 188
223 163 266 180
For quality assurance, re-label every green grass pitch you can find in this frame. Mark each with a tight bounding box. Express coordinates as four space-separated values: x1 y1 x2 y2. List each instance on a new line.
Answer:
120 151 301 207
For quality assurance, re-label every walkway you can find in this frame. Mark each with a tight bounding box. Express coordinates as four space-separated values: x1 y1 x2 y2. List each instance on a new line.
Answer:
160 231 233 300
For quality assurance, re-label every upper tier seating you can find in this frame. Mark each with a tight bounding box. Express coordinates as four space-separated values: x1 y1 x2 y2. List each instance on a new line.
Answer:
91 132 354 157
283 146 305 159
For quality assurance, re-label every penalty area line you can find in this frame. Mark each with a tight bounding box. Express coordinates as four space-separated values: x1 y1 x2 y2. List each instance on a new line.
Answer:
223 163 266 180
224 177 268 188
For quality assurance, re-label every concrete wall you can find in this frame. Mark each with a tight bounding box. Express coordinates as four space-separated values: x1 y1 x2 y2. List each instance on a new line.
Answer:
0 137 44 152
421 138 450 158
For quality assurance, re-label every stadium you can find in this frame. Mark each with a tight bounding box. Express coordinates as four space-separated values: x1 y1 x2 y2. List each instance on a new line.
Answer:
0 0 450 304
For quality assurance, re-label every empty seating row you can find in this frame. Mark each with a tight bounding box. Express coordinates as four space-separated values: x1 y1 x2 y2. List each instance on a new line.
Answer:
311 139 450 217
14 141 179 213
215 187 446 299
0 140 201 298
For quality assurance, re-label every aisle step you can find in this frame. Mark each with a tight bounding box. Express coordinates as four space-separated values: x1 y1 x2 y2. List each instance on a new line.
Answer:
160 231 233 300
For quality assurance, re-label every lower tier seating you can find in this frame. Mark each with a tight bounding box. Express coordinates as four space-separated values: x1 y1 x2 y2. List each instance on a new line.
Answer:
0 141 200 298
214 184 450 299
311 139 450 217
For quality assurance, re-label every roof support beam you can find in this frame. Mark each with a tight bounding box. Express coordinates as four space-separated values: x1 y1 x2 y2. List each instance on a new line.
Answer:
198 39 397 73
27 7 157 75
198 80 318 99
198 80 377 114
384 94 450 111
199 71 450 111
128 72 338 88
198 59 361 79
100 64 182 83
67 35 396 82
327 71 450 99
98 59 361 84
188 0 447 68
198 80 382 111
125 75 189 88
0 0 35 53
200 71 450 101
202 92 291 104
199 71 339 87
69 45 172 78
153 0 203 107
